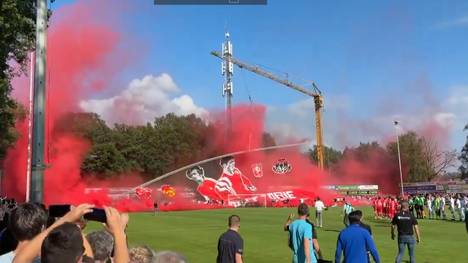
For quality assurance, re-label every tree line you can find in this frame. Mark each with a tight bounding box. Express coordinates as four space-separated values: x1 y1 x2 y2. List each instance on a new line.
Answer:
54 112 276 180
55 111 461 183
309 132 460 182
0 1 36 162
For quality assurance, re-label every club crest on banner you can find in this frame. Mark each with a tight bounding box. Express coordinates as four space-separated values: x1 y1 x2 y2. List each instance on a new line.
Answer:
272 158 292 175
161 185 176 198
251 163 263 178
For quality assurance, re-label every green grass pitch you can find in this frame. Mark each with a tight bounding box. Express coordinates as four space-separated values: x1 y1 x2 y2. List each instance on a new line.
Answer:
87 206 467 262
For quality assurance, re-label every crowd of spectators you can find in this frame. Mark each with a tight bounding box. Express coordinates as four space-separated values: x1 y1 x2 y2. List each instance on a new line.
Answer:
408 193 468 221
371 193 468 222
3 194 467 263
0 198 187 263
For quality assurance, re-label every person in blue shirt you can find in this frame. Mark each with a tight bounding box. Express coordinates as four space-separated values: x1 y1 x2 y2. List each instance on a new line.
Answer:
335 210 380 263
288 203 317 263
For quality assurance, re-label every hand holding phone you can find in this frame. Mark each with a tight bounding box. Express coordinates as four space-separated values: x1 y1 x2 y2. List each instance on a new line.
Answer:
49 204 103 223
103 206 128 235
83 208 107 223
48 204 71 218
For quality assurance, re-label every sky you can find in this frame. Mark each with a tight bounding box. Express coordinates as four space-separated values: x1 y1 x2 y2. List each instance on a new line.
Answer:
48 0 468 152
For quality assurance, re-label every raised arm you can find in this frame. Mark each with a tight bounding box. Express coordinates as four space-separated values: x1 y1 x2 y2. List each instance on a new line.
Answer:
104 207 130 263
13 204 94 263
284 213 294 231
82 232 94 258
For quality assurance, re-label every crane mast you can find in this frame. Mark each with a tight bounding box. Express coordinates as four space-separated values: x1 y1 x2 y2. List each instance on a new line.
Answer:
211 51 325 169
221 33 234 133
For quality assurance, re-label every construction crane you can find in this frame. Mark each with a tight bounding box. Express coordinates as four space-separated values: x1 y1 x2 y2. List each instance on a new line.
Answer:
211 51 325 170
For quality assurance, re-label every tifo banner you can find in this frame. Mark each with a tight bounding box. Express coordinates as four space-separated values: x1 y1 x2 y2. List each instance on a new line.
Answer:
139 149 334 211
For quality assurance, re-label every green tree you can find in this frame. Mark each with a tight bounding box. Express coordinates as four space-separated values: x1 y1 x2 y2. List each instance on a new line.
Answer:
142 113 209 178
460 124 468 179
54 112 110 141
387 132 433 182
308 145 343 168
78 113 210 179
81 143 130 179
342 142 387 162
0 0 37 160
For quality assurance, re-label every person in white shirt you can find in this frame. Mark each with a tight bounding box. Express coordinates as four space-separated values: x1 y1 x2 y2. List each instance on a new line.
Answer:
456 196 463 221
314 197 326 228
427 195 433 219
460 195 466 222
450 195 456 220
440 195 446 219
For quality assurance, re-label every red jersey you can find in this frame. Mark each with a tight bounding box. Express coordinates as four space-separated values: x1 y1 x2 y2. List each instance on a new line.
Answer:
197 178 222 201
217 168 255 196
377 200 383 209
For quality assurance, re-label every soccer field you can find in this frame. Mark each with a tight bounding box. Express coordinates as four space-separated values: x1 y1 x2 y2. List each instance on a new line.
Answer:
90 206 467 263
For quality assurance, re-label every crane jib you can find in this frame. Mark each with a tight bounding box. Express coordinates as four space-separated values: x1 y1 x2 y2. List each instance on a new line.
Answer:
210 50 325 170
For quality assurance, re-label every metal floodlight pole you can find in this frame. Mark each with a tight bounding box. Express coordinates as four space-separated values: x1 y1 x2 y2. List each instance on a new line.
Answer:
394 121 404 197
30 0 48 204
26 51 35 202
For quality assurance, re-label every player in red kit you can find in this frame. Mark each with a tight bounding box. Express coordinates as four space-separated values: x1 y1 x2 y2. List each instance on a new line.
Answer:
217 156 257 197
186 166 224 202
376 197 383 219
372 197 378 219
384 197 390 218
389 197 397 219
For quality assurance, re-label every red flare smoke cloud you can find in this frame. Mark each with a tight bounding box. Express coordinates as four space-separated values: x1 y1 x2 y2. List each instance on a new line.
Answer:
4 0 425 212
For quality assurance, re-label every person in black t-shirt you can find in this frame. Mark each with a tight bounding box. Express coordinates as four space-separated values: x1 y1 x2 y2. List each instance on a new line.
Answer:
391 201 421 263
217 215 243 263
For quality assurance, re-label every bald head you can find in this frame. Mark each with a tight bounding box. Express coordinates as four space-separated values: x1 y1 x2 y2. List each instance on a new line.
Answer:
228 215 240 228
401 201 409 211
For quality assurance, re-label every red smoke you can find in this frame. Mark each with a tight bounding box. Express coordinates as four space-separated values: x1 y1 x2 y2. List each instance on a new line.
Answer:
212 105 266 152
3 0 152 211
3 0 406 211
2 121 29 201
329 149 401 194
43 1 122 206
150 105 335 210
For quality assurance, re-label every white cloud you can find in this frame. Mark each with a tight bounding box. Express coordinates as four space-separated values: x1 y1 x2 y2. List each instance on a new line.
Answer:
435 16 468 29
444 86 468 124
80 73 207 125
433 112 456 130
265 87 467 151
